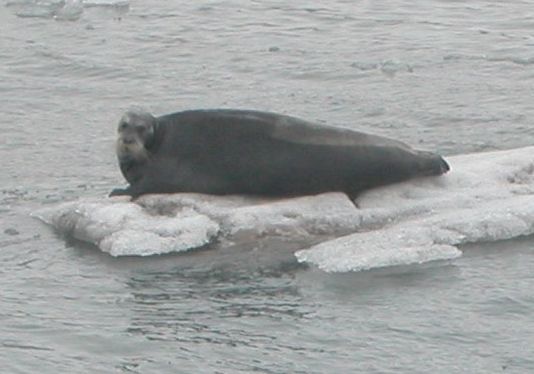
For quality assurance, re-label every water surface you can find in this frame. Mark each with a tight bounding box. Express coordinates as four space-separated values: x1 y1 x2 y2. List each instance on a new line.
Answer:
2 1 534 372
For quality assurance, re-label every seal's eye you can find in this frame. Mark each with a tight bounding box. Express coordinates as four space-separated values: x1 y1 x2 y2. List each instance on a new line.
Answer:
119 122 128 131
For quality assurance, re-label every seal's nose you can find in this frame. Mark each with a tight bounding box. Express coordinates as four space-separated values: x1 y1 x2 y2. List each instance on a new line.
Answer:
122 136 136 145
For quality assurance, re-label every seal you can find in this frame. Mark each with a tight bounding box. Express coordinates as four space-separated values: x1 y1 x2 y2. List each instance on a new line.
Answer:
110 108 449 199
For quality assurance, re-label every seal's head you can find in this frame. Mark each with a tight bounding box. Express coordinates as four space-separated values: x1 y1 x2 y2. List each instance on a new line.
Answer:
115 108 157 163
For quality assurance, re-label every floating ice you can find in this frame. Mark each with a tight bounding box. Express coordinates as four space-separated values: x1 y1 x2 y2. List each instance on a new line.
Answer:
54 0 83 21
34 146 534 271
6 0 129 19
296 146 534 272
136 193 359 241
35 198 220 256
35 193 358 257
82 0 129 8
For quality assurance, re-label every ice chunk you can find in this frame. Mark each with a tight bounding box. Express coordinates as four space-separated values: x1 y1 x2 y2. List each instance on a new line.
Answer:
34 192 358 256
296 146 534 272
6 0 129 19
136 192 360 239
34 198 220 256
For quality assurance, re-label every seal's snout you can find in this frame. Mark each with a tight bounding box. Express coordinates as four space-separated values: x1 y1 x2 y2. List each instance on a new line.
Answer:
122 136 136 145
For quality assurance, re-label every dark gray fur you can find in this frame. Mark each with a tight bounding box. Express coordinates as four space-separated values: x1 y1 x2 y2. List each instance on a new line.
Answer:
110 109 449 199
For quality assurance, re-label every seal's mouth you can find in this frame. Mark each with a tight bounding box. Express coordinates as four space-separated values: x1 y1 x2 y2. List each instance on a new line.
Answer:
116 137 149 162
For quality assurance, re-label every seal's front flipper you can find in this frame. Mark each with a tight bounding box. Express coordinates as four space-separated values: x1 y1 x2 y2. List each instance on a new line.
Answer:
109 187 132 197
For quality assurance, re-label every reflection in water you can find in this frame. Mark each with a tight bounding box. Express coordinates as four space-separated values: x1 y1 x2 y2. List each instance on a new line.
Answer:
124 263 308 345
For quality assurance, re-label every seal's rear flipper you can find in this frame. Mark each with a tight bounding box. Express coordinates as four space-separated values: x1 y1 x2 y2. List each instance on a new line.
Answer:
417 152 450 176
438 156 450 174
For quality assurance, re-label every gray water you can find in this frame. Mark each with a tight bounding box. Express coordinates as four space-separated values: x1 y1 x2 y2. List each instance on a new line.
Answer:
2 0 534 372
